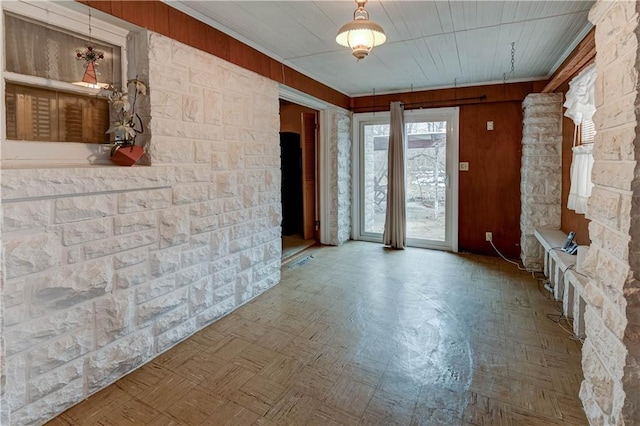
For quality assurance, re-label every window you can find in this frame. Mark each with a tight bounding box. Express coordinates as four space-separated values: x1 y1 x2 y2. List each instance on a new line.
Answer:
2 1 128 165
580 119 595 145
564 64 596 215
5 13 121 87
6 83 109 143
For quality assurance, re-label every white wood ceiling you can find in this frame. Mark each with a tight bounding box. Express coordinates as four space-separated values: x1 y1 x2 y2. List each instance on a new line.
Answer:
168 1 594 97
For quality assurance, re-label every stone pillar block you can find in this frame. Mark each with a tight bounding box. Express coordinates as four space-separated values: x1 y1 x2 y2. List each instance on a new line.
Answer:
520 93 563 268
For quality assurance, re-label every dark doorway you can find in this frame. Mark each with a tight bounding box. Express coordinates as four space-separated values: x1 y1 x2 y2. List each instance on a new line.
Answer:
280 132 303 236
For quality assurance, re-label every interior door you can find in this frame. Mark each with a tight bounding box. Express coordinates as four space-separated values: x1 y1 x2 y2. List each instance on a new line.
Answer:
301 112 317 239
357 107 459 251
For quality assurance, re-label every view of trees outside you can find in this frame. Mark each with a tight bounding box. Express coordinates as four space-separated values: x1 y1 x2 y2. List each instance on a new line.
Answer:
363 121 447 241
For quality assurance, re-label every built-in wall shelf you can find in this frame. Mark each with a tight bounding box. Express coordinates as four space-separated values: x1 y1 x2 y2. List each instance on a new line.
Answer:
534 228 589 339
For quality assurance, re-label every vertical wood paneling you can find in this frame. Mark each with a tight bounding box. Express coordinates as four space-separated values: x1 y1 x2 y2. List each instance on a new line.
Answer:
459 102 523 258
167 5 192 46
229 38 261 73
119 1 153 29
270 59 284 84
152 2 170 37
204 25 230 61
89 1 111 14
109 0 122 19
188 18 208 53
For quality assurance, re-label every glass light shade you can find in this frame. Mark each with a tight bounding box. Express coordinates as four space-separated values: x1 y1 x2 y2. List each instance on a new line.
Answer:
336 20 386 59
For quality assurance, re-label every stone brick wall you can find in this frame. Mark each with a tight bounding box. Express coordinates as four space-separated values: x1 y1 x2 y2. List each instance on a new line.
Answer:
328 107 352 245
520 93 563 269
580 2 640 424
1 194 8 425
1 30 281 425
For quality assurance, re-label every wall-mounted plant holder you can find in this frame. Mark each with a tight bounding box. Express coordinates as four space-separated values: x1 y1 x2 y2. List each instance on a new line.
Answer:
110 145 144 166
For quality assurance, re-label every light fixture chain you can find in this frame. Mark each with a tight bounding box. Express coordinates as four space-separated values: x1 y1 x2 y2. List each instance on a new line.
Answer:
510 41 515 75
88 2 92 43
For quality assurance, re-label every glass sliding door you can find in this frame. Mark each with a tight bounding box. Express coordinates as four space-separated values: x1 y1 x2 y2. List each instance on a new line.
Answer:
355 108 459 251
405 119 447 242
362 120 390 235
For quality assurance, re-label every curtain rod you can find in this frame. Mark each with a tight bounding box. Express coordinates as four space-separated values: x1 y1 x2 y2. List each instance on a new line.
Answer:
352 94 487 112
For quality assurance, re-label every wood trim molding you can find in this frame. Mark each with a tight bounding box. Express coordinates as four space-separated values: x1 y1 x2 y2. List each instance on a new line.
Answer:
543 28 595 93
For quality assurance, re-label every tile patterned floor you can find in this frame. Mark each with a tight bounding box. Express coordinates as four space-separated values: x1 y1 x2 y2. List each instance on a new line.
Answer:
47 241 587 425
281 235 316 261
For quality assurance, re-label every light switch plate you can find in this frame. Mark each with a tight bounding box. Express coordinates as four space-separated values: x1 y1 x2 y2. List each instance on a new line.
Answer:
459 162 469 171
487 121 494 131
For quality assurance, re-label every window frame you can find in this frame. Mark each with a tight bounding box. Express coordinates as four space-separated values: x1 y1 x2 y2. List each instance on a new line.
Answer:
2 0 130 166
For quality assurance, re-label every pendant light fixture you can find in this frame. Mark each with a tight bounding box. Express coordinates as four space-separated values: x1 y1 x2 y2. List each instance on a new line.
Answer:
336 0 386 60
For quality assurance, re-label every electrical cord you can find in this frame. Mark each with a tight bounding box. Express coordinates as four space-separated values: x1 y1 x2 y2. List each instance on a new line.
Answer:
489 239 542 274
545 302 584 344
488 238 586 343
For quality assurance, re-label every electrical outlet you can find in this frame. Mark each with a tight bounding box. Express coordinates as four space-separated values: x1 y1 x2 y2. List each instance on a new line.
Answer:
485 232 492 242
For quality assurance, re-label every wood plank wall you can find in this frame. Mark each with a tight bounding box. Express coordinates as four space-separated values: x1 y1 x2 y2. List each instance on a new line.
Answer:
77 0 350 109
353 83 540 259
459 102 523 258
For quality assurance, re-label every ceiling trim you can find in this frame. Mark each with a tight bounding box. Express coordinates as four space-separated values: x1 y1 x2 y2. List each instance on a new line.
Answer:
543 27 596 93
547 23 595 80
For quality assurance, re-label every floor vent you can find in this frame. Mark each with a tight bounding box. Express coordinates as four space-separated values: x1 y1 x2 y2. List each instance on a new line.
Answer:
287 255 314 269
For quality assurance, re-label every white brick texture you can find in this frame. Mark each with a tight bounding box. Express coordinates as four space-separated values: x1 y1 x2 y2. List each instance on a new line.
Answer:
0 30 281 425
328 107 353 245
580 2 640 424
519 93 563 269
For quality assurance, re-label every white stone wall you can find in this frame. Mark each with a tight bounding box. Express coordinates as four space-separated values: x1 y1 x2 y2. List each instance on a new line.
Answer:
580 2 640 424
520 93 563 269
1 30 281 425
328 107 352 245
1 187 8 426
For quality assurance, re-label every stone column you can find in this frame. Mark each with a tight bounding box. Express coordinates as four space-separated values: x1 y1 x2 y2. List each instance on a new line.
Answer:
580 2 640 424
327 107 352 245
520 93 563 269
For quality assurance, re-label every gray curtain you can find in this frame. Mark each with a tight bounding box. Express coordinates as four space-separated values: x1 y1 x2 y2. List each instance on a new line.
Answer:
383 101 407 249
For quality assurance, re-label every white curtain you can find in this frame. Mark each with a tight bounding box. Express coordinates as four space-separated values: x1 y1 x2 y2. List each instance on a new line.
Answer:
383 102 407 249
563 64 597 125
564 64 596 215
567 144 594 214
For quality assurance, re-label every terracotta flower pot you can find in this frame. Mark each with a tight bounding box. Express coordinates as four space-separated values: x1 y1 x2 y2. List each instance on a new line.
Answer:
110 145 144 166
